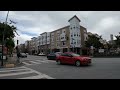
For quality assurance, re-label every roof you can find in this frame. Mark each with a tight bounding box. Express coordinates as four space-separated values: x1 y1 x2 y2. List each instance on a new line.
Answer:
50 25 69 33
40 32 47 35
68 15 81 22
80 25 87 30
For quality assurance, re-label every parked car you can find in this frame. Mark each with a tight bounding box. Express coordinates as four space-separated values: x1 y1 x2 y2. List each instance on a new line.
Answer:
20 53 27 58
56 52 91 66
38 53 46 56
47 52 62 60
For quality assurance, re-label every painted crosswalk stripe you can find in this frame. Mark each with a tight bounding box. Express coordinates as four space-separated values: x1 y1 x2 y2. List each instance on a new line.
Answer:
21 66 54 79
0 70 33 77
35 60 48 63
19 75 46 79
29 61 41 64
0 68 29 73
0 66 54 79
22 62 32 65
0 66 26 71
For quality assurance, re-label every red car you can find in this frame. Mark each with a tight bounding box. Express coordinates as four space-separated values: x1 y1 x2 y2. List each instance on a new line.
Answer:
56 52 91 66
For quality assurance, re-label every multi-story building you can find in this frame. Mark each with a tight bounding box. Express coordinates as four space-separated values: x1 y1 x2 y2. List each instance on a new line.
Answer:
18 44 25 53
26 15 88 55
30 37 37 55
25 40 30 53
39 32 50 54
34 36 39 54
49 15 87 54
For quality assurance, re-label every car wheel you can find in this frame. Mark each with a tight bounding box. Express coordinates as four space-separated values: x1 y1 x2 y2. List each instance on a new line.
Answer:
57 60 61 65
75 60 81 67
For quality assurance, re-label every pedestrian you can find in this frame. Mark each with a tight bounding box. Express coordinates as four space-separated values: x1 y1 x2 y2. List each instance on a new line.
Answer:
16 46 21 63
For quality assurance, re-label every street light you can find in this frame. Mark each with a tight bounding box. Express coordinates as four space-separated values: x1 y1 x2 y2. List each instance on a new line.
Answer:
1 11 9 66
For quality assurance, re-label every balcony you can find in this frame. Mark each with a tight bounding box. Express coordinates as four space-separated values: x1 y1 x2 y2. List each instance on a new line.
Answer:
60 33 66 41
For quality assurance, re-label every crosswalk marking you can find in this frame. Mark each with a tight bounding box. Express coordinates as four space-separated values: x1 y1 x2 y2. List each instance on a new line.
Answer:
20 66 54 79
0 66 25 71
22 62 32 65
0 66 54 79
0 70 33 77
0 68 29 73
22 60 55 66
19 75 45 79
35 60 48 63
29 61 41 64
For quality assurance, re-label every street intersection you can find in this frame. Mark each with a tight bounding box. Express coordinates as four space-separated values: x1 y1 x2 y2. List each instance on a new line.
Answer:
0 55 120 79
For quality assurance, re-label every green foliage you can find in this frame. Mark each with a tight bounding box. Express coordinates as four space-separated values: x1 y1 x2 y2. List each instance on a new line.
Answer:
6 38 15 48
85 34 103 48
0 21 17 56
0 22 17 42
115 33 120 47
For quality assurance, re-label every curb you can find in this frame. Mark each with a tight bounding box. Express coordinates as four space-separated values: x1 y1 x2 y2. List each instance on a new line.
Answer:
4 64 15 68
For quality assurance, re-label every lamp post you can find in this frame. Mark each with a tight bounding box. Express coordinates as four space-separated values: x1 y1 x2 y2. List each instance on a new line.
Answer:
1 11 9 66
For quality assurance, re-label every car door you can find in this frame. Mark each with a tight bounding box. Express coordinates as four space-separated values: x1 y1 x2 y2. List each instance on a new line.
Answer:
65 54 74 64
60 53 67 63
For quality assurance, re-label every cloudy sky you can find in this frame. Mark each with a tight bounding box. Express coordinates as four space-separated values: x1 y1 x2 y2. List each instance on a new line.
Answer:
0 11 120 45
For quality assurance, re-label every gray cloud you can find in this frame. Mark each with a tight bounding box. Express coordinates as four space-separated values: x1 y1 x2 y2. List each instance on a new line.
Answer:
0 11 120 45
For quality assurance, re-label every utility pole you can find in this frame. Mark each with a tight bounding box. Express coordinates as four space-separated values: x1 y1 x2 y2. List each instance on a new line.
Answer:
1 11 9 66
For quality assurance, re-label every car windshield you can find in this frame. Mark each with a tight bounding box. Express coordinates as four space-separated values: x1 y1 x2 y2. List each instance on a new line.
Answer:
55 52 62 55
71 53 80 57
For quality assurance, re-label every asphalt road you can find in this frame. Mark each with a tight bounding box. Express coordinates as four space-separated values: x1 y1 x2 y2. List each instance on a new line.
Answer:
0 55 120 79
26 55 120 79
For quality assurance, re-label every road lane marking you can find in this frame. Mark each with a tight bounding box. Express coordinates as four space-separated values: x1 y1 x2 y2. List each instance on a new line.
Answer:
29 61 41 64
0 68 29 73
19 75 46 79
22 66 54 79
0 70 33 77
22 62 32 65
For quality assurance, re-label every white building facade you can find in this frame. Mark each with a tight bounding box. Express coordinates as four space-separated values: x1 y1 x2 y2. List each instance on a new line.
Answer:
69 15 81 49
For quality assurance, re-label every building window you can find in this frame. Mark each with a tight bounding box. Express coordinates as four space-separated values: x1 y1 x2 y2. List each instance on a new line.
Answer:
63 42 65 45
71 35 73 37
79 35 80 37
71 27 72 30
74 42 76 44
74 27 75 29
74 34 76 36
64 31 65 33
77 34 78 36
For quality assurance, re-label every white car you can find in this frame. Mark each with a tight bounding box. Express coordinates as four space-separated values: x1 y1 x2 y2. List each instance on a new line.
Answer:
38 53 46 56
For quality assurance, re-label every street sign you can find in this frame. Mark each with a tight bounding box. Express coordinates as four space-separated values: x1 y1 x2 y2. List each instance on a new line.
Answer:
99 49 104 53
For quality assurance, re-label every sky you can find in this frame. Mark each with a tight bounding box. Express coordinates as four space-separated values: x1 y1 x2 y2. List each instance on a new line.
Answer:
0 11 120 46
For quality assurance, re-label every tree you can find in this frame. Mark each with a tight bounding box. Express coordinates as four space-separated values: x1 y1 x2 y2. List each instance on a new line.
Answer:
115 33 120 47
6 38 15 57
85 34 103 49
0 22 17 43
0 21 17 56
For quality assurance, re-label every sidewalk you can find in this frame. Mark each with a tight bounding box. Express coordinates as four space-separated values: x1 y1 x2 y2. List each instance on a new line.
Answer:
0 54 23 68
